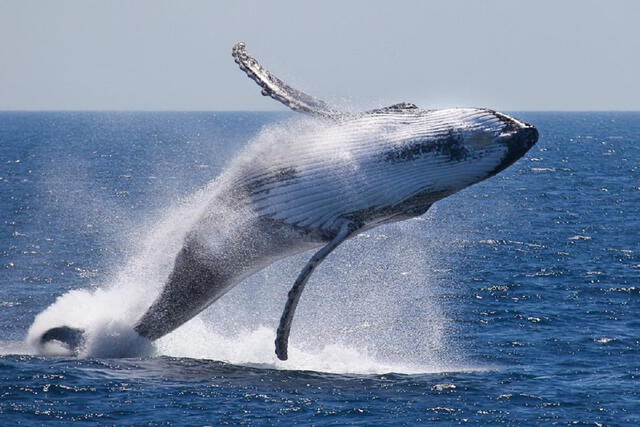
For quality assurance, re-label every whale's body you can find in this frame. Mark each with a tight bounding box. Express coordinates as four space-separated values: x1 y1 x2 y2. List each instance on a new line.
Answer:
38 43 538 359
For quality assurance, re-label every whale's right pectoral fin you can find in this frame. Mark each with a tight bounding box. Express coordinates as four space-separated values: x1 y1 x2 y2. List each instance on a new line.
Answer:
275 222 358 361
232 42 345 120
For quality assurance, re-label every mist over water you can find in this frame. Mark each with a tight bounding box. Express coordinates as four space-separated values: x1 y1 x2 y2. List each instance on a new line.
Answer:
24 114 469 374
153 216 469 374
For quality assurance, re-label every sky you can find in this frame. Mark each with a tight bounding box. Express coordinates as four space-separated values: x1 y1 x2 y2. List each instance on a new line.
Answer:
0 0 639 111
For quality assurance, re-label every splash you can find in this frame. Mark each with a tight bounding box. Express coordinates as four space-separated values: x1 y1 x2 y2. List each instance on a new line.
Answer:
26 181 217 358
155 320 475 375
26 118 468 374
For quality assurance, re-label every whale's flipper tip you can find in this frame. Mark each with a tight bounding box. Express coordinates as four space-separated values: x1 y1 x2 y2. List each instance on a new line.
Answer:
231 41 343 119
275 332 288 361
40 326 86 354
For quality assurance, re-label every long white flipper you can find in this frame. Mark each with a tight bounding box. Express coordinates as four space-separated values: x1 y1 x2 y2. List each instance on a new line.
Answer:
232 42 420 121
232 42 344 119
275 222 358 360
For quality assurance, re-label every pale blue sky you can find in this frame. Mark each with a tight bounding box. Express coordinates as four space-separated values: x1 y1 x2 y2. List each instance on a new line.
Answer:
0 0 638 111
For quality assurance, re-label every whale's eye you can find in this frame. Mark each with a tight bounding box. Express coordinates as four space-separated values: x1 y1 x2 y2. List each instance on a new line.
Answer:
467 131 494 150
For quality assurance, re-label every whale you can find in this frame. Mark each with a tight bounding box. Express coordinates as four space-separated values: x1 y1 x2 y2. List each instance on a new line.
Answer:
38 42 538 360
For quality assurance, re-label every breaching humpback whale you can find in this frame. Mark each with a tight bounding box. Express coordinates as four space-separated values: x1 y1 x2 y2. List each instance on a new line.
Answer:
39 42 538 360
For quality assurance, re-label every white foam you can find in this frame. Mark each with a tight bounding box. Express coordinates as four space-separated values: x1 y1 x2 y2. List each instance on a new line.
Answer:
26 183 216 358
155 319 474 375
25 119 475 375
0 340 35 356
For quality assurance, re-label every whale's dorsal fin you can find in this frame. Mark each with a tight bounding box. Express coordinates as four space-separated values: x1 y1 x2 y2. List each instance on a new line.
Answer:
233 42 344 119
275 221 358 360
365 102 419 115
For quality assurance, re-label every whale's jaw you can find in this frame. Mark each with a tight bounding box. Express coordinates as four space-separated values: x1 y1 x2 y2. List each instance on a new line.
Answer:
490 122 539 177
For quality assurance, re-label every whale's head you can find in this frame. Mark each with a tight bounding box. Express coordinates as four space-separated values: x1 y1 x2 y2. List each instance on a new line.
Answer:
441 109 538 188
382 109 539 210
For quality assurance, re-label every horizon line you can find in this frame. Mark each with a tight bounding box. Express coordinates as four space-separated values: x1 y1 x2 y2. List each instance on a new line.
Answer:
1 109 640 113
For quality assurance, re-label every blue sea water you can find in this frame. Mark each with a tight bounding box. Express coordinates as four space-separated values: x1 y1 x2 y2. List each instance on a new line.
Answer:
0 111 638 425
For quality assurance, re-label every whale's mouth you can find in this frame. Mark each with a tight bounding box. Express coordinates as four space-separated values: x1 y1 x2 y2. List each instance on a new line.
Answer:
507 125 539 152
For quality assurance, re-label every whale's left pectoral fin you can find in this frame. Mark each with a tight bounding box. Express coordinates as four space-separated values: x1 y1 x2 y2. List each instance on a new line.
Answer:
232 42 344 120
275 222 358 361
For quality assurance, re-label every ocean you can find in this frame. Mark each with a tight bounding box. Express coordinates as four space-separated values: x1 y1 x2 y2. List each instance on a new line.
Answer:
0 111 638 425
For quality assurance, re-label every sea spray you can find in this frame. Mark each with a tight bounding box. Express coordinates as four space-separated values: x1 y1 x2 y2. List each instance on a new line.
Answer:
155 320 460 375
26 181 219 357
27 117 464 373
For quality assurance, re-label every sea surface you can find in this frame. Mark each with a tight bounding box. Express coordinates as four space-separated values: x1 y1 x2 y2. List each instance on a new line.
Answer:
0 111 638 425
